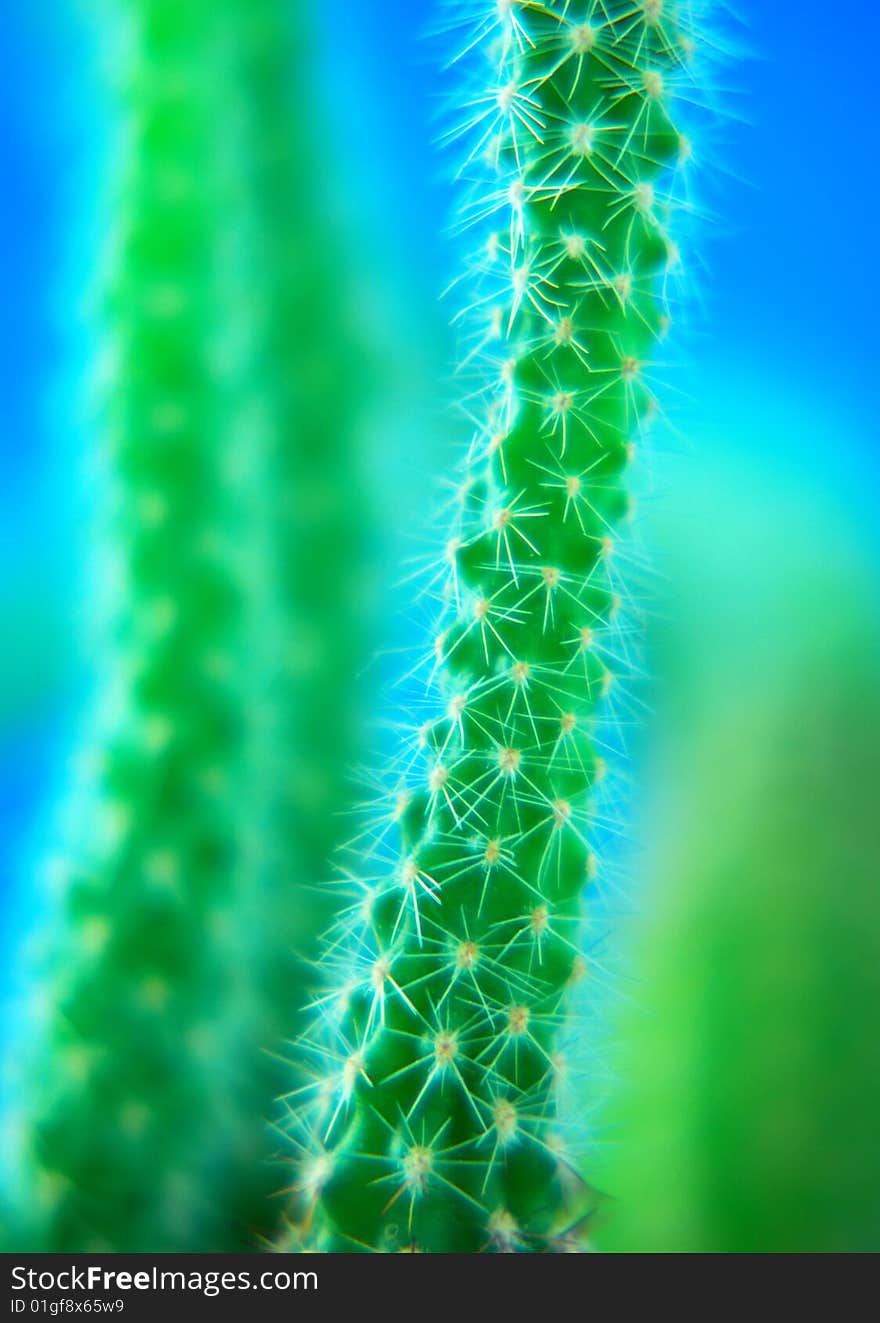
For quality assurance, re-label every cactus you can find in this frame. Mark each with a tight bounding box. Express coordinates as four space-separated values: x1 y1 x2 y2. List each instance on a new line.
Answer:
218 0 378 1241
284 0 704 1253
4 0 373 1251
227 0 374 1050
5 0 260 1251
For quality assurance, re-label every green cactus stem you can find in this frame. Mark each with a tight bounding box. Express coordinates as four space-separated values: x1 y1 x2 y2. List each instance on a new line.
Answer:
8 0 260 1251
5 0 373 1251
227 0 374 1049
218 0 378 1242
284 0 703 1253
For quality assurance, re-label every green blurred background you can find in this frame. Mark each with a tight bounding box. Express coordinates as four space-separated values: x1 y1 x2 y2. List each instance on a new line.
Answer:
2 0 879 1251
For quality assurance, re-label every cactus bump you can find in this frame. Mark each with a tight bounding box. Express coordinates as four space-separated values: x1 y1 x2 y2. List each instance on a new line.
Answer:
284 0 706 1252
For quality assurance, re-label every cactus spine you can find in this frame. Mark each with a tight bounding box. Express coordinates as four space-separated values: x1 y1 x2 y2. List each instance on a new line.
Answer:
285 0 700 1252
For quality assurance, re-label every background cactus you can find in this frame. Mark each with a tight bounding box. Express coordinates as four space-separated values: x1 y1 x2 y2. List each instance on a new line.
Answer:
283 0 706 1252
3 0 374 1251
5 0 259 1250
226 0 375 1050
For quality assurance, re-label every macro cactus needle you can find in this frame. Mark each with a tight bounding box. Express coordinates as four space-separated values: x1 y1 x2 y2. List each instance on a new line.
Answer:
282 0 704 1253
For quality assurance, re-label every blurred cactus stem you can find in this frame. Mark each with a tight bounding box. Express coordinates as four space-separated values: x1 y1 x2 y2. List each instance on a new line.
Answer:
226 0 375 1050
5 0 373 1251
